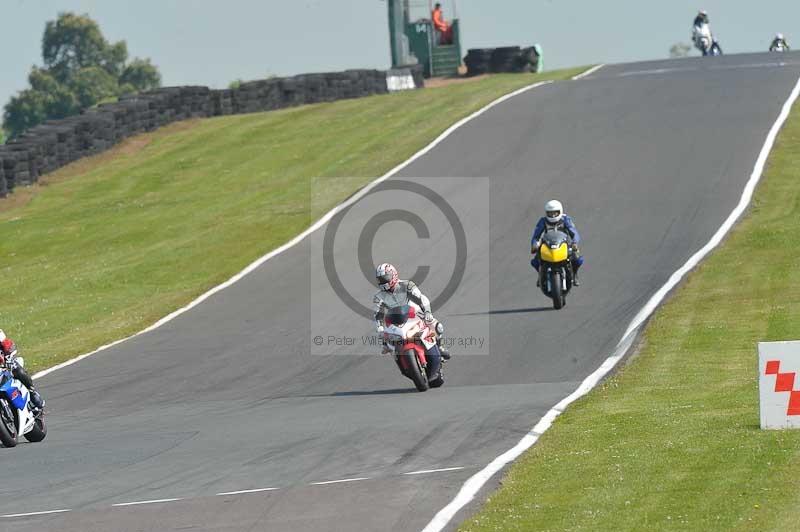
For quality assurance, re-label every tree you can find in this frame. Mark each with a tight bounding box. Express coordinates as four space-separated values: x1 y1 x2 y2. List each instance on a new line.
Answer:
3 12 161 138
70 66 119 108
119 58 161 94
670 42 692 58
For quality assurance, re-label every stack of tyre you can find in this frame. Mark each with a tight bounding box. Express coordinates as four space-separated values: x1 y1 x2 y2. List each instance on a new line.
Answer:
465 46 540 76
490 47 522 73
464 48 493 76
0 67 417 197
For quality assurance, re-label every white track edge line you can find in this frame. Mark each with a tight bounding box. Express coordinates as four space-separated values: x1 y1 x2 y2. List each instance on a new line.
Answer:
111 498 183 507
2 509 71 518
32 77 564 381
404 466 465 476
216 487 279 496
310 477 370 485
420 74 800 532
572 64 605 80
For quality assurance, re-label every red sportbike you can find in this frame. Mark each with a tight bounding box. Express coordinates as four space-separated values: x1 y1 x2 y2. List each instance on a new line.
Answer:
382 305 444 392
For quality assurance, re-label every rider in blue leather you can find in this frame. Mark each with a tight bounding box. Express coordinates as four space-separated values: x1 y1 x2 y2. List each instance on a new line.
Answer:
530 199 584 286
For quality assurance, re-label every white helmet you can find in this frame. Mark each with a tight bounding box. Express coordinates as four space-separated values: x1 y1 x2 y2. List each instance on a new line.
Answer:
375 263 399 292
777 33 785 40
544 199 564 224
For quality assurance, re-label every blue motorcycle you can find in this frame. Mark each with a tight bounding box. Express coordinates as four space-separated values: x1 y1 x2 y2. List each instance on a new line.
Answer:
0 358 46 447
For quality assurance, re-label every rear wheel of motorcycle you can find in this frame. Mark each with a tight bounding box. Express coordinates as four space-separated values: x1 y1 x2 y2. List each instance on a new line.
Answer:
551 271 564 310
404 349 429 392
24 414 46 443
0 397 18 447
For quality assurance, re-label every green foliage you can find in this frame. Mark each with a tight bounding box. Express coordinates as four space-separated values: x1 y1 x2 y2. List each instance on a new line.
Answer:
120 58 161 93
670 42 692 58
70 66 119 108
3 12 161 138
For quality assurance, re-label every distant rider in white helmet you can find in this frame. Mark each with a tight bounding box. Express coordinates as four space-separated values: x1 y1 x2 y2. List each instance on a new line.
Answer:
692 10 715 56
373 263 450 363
530 199 584 286
770 33 790 52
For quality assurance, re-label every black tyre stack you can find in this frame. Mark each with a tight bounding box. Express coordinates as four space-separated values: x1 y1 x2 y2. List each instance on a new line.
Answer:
490 46 522 73
0 67 422 196
464 46 540 76
464 48 493 76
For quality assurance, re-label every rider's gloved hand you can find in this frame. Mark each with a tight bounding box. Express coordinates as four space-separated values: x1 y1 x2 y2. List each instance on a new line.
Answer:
376 325 385 334
424 311 434 323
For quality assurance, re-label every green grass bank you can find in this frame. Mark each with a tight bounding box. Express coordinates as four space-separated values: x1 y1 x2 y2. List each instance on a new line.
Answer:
0 68 585 372
461 101 800 531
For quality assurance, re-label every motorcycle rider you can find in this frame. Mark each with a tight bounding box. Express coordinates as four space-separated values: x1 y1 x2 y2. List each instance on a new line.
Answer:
692 10 715 56
693 9 709 29
373 263 450 369
770 33 790 52
0 330 44 411
530 199 584 286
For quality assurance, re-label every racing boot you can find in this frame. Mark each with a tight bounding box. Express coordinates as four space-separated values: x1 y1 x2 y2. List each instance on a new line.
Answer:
438 341 451 362
572 264 581 287
29 389 44 413
435 322 451 361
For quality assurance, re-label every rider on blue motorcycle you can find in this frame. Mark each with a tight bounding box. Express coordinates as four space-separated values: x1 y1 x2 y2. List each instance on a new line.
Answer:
530 199 584 286
0 331 44 411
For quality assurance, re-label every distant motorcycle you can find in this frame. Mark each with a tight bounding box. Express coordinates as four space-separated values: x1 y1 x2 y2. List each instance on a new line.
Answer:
696 36 723 56
535 229 575 310
382 304 444 392
771 42 789 52
694 24 723 56
0 357 46 447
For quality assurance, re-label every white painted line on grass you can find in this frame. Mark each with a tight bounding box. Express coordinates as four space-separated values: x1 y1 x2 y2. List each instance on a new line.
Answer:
1 509 71 518
572 64 605 80
216 487 279 496
421 74 800 532
404 466 465 476
111 498 183 507
33 78 560 382
310 477 370 486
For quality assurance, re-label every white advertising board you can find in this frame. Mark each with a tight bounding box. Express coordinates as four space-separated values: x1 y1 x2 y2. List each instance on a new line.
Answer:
759 341 800 429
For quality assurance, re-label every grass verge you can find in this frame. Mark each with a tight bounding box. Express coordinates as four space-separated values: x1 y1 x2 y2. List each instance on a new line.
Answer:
460 102 800 530
0 67 586 372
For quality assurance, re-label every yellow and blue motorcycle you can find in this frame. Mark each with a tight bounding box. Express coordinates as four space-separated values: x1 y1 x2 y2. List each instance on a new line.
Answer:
536 229 575 310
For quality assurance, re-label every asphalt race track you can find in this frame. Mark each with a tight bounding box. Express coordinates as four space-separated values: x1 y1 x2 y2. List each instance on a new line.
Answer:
3 53 800 532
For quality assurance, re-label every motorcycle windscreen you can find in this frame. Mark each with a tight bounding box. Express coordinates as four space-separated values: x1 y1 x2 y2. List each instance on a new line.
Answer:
540 230 570 262
385 305 415 326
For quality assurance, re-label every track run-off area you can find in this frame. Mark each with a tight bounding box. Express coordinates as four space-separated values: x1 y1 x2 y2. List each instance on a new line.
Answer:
4 53 800 532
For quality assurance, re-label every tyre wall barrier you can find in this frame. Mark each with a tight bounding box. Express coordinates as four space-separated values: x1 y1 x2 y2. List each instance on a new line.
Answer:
0 65 424 196
464 46 541 77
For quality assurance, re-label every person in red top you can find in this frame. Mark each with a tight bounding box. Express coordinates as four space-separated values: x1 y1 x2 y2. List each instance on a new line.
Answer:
432 3 453 45
0 330 44 411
